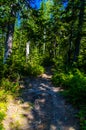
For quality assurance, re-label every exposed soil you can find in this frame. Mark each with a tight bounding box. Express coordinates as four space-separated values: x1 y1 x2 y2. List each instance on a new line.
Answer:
3 68 79 130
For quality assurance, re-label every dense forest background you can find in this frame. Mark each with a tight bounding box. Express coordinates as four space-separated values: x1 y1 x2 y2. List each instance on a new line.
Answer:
0 0 86 129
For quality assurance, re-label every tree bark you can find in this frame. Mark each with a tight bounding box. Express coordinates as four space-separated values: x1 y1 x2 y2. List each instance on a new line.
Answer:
3 5 16 64
43 28 46 54
26 41 30 62
73 0 85 62
66 0 74 65
3 23 15 63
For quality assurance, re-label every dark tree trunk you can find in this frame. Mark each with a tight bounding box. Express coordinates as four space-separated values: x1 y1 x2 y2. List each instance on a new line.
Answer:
54 41 57 58
3 5 16 63
67 0 74 65
73 0 85 62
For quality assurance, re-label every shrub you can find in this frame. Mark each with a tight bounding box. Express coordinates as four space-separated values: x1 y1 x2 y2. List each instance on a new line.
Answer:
0 93 7 130
0 112 5 122
0 78 20 93
24 63 44 77
52 68 86 129
0 79 20 129
52 69 86 104
78 107 86 130
52 71 73 87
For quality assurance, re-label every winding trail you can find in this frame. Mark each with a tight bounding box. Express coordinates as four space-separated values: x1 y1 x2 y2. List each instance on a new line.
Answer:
3 68 79 130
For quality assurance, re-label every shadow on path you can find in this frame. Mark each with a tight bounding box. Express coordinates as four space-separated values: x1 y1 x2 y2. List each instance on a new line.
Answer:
19 68 79 130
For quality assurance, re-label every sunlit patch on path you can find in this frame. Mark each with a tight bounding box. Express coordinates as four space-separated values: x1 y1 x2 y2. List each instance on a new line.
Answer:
3 68 79 130
3 97 32 130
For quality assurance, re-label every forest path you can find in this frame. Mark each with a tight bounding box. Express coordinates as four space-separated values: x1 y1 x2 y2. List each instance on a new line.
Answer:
3 67 79 130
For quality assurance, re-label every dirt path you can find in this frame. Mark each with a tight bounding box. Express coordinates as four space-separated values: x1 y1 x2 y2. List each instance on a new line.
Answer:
3 68 79 130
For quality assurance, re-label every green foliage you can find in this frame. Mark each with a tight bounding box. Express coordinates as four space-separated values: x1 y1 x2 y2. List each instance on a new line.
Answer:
66 70 86 104
0 90 7 102
0 124 5 130
2 60 23 80
26 47 45 76
27 64 44 77
52 69 86 104
0 112 5 122
0 111 5 129
52 68 86 129
52 72 70 87
0 0 86 129
0 91 7 130
0 79 20 129
29 47 42 65
0 78 20 93
78 107 86 130
42 54 54 67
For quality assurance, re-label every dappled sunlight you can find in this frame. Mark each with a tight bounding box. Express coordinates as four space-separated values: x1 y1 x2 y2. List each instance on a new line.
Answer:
50 125 57 130
3 98 31 130
18 71 79 130
50 124 76 130
41 73 52 79
3 70 79 130
0 0 85 129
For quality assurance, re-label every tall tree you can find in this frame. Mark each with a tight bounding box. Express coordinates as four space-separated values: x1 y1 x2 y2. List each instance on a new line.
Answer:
3 4 16 63
73 0 85 62
0 0 33 63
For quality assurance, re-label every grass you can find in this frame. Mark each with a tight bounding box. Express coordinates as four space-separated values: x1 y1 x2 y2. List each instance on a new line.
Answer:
0 90 7 130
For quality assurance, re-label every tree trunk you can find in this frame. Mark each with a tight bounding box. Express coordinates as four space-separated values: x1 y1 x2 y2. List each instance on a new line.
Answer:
67 0 74 65
26 41 30 62
54 44 56 58
3 23 15 63
43 28 46 54
3 4 16 64
73 0 85 62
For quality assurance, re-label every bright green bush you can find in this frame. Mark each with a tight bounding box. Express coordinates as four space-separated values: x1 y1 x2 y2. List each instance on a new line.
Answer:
2 47 45 78
52 71 73 87
0 111 5 129
66 70 86 104
0 112 5 122
0 91 7 130
24 63 44 77
0 79 20 129
23 47 45 77
0 124 5 130
31 65 44 76
0 90 7 102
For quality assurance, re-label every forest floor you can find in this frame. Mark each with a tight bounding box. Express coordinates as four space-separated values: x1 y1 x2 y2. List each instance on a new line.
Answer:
3 67 79 130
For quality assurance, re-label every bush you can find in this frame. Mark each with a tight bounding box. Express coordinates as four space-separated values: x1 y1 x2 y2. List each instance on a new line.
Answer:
0 79 20 129
0 92 7 130
52 71 73 87
78 107 86 130
30 65 44 76
66 70 86 104
2 47 45 78
0 78 20 94
0 112 5 122
52 68 86 129
52 69 86 104
22 47 45 77
24 63 44 77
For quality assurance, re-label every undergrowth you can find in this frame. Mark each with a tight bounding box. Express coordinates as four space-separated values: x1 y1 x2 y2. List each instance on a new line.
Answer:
52 68 86 130
0 79 20 130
